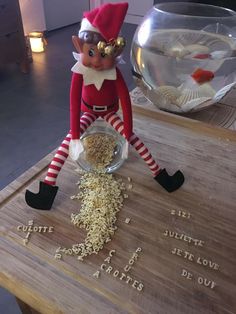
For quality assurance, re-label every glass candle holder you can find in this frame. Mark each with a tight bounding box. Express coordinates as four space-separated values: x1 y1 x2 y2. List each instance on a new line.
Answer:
29 32 46 53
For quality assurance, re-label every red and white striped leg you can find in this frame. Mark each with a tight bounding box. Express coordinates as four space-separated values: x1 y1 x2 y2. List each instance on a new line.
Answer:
44 112 97 186
104 112 161 176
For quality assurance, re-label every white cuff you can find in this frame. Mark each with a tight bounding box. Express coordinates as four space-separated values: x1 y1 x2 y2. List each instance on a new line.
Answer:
121 140 129 160
69 139 84 161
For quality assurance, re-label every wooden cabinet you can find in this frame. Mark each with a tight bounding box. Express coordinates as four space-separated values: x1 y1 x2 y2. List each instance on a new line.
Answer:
0 0 29 72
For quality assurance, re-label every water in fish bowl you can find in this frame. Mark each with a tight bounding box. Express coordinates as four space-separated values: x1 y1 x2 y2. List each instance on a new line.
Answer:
131 28 236 113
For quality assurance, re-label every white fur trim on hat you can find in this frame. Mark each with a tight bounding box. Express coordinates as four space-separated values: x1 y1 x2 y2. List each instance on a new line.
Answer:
79 18 100 35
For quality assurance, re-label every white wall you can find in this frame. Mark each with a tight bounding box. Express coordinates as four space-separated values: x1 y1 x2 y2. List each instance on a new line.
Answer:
43 0 89 31
90 0 101 10
19 0 149 34
90 0 154 24
19 0 90 34
19 0 46 35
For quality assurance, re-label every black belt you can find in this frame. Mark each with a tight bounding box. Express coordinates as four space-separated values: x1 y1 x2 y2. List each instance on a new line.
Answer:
82 98 117 112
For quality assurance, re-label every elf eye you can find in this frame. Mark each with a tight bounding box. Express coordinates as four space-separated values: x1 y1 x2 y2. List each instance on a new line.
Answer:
101 52 106 58
88 48 95 57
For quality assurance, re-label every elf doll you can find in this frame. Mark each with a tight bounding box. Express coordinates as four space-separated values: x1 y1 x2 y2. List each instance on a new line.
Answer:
25 2 184 210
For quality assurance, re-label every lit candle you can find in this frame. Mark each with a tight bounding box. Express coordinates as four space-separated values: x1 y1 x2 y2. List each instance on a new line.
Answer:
29 32 45 53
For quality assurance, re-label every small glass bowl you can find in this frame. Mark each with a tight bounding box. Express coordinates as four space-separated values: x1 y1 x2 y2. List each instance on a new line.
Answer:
76 119 126 173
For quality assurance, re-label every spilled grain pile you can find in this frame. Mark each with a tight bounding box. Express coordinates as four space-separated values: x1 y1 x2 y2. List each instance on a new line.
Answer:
55 134 128 261
71 172 125 260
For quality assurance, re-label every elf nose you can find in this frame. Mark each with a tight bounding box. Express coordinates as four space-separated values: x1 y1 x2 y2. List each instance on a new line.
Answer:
92 53 101 65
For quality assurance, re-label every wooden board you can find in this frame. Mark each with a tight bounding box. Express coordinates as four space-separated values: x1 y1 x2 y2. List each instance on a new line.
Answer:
0 107 236 314
130 86 236 131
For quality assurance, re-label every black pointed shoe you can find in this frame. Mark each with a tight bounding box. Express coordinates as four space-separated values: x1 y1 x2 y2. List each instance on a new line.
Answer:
25 181 58 210
154 168 184 193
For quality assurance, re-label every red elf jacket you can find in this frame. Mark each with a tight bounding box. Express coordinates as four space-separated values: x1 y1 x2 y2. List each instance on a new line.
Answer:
70 66 133 141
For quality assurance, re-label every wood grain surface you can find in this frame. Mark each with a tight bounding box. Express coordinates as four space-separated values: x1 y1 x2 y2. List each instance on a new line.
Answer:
130 85 236 131
0 107 236 314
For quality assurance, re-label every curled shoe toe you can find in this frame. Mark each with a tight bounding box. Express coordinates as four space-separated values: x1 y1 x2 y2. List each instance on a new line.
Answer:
25 181 58 210
154 168 184 192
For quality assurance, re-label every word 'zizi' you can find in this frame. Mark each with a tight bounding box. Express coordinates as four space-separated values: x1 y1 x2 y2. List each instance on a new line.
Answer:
17 220 54 245
171 247 220 271
181 269 216 289
163 230 204 247
170 209 191 219
93 248 144 292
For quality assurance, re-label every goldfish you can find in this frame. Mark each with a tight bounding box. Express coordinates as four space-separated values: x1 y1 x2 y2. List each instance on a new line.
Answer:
191 68 214 84
193 53 211 59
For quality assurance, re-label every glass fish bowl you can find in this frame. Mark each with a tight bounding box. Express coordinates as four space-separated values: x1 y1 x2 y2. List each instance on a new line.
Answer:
131 2 236 113
76 119 126 173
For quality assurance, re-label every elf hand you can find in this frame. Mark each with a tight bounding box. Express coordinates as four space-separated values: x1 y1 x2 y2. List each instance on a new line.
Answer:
69 139 84 161
121 140 129 160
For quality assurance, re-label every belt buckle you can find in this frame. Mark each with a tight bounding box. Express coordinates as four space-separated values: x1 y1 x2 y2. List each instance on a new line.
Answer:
93 105 107 112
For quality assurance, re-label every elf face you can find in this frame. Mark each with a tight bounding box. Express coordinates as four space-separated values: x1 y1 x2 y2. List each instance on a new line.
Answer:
72 36 116 71
81 43 116 71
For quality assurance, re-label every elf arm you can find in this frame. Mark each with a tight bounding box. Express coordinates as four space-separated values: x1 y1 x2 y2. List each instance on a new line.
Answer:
70 72 83 139
116 67 133 140
69 72 84 160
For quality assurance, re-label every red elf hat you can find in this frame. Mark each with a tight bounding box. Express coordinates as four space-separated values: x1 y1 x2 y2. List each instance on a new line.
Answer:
82 2 128 41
